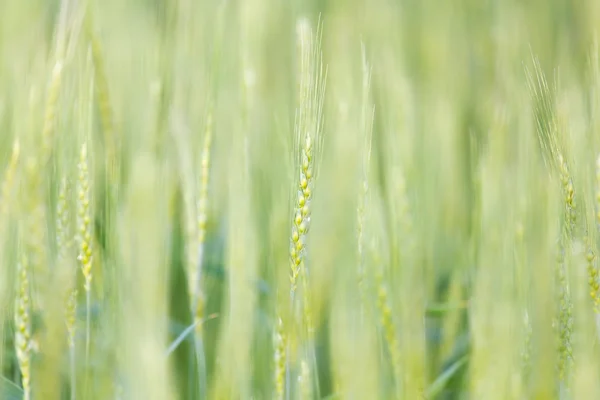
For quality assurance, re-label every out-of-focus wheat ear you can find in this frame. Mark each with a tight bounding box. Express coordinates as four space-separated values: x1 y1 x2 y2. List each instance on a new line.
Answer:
84 5 117 181
65 288 77 400
23 156 48 321
596 154 600 232
556 153 574 381
299 274 315 398
31 173 74 398
14 253 32 400
190 100 213 400
525 53 576 384
193 101 213 326
366 185 401 396
357 42 374 319
77 145 92 292
273 316 286 400
169 101 206 397
525 55 561 171
56 177 77 399
374 264 402 398
0 138 19 372
559 154 576 239
299 358 312 400
521 310 533 379
41 0 72 162
169 114 198 311
76 143 93 370
589 155 600 312
40 61 64 163
586 245 600 312
513 219 533 386
0 139 20 216
192 103 213 400
56 178 72 260
56 177 74 261
556 258 573 383
56 177 75 288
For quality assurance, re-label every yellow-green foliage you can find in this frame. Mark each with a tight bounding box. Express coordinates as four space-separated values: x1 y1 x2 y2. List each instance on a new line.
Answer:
5 1 600 400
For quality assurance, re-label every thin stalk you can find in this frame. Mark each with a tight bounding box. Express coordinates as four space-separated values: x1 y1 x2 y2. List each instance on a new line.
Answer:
166 314 218 356
70 342 76 400
194 335 207 399
86 288 91 368
285 340 291 400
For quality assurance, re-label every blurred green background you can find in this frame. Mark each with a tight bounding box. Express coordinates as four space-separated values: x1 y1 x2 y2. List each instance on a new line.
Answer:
1 0 600 399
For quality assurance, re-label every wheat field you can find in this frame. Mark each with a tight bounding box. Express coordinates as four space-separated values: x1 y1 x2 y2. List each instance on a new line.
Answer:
1 0 600 399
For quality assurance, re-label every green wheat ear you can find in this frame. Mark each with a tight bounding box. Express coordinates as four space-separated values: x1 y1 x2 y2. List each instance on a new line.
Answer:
597 155 600 224
76 143 94 378
0 139 20 216
41 61 64 163
373 254 402 398
0 137 19 375
14 254 32 400
525 55 562 172
41 0 70 165
273 314 286 399
278 16 327 400
356 42 374 319
55 176 78 399
590 155 600 311
526 54 578 385
191 101 213 327
556 153 575 382
84 2 119 190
